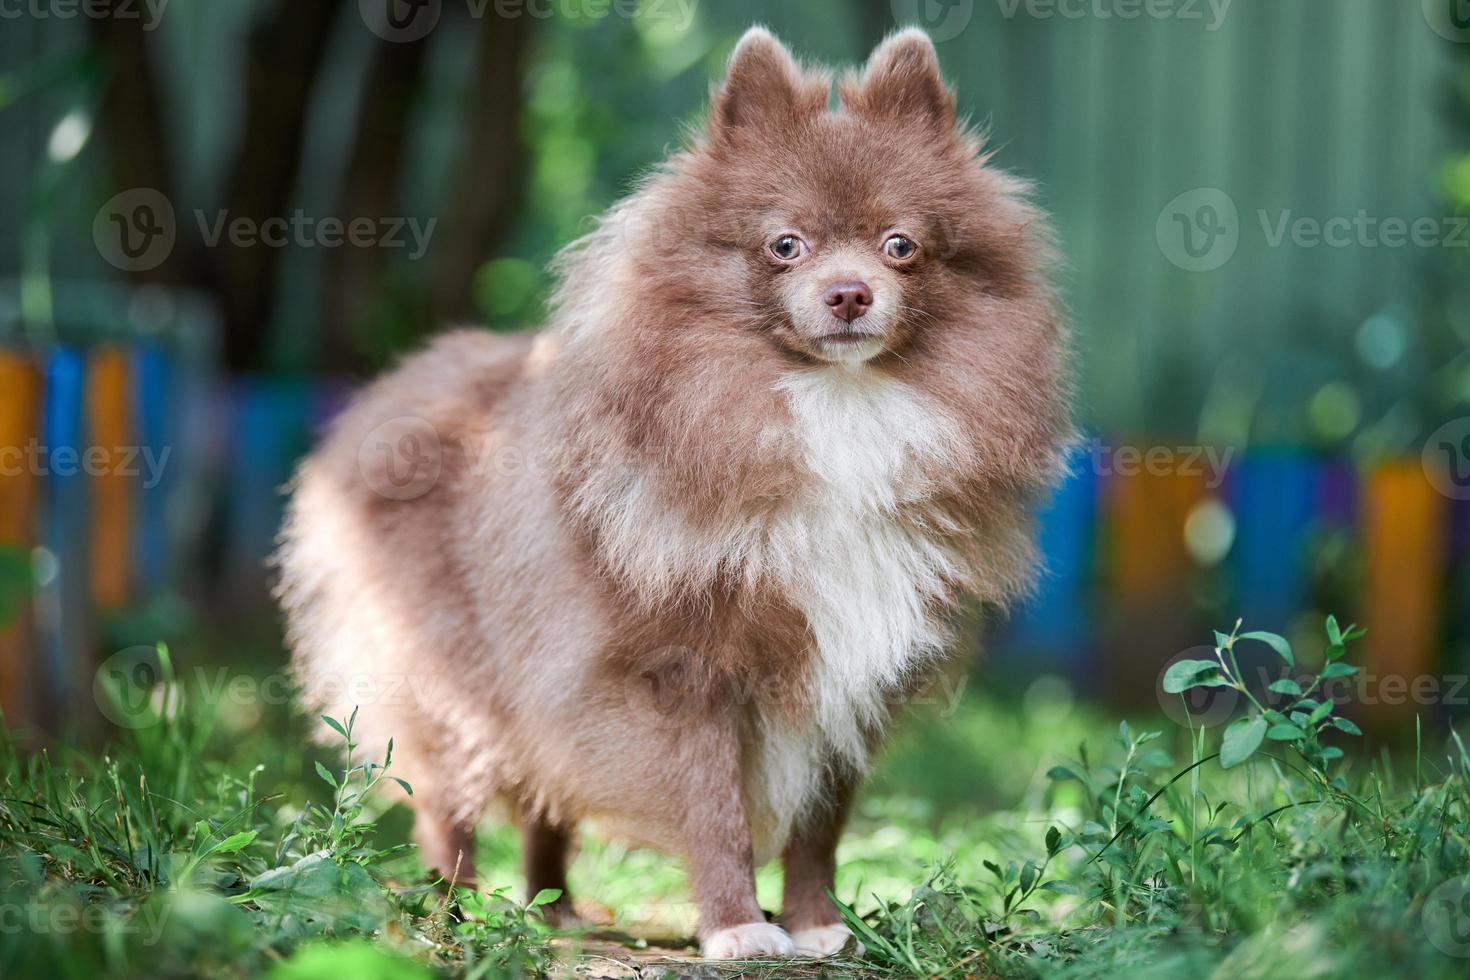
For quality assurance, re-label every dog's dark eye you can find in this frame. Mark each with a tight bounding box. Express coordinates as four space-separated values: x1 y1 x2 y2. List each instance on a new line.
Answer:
884 235 918 261
769 235 806 261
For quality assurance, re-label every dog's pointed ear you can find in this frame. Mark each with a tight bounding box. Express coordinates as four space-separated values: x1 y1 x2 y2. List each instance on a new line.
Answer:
842 29 954 129
710 28 825 141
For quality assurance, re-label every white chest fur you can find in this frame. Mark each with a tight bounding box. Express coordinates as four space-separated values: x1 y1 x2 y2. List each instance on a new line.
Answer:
747 367 963 858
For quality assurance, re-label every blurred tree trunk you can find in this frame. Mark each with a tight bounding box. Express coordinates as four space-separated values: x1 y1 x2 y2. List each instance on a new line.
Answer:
428 15 533 327
212 0 348 372
88 0 533 375
86 1 182 287
89 0 346 371
324 14 533 373
321 31 434 374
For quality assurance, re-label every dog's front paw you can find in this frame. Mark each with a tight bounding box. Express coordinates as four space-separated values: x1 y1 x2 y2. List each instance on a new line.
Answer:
701 922 796 959
790 923 864 958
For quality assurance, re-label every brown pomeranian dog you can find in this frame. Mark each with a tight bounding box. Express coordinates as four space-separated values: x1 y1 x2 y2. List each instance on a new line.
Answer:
276 26 1070 959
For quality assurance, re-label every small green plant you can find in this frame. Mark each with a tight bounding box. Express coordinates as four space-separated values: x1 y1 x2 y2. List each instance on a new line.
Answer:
1162 616 1367 781
451 885 563 979
288 708 415 865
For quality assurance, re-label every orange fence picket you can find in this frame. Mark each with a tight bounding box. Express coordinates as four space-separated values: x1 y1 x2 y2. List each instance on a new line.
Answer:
1362 460 1447 727
86 348 134 610
1099 454 1209 702
1105 462 1206 607
0 351 38 725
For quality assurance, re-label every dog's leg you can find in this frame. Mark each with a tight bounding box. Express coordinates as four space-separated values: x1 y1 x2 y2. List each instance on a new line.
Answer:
522 812 581 926
414 800 478 890
685 712 795 960
781 768 862 958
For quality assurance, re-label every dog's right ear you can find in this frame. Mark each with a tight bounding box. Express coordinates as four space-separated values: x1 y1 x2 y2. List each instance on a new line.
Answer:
841 29 955 131
709 27 826 142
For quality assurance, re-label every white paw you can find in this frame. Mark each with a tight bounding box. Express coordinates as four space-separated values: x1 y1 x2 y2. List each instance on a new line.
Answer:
791 923 864 958
701 921 796 959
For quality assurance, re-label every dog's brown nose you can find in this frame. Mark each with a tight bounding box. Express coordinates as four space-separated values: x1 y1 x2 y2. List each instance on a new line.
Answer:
823 281 873 323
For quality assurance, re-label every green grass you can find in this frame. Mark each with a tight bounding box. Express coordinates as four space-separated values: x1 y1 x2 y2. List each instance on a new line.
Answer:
3 618 1469 978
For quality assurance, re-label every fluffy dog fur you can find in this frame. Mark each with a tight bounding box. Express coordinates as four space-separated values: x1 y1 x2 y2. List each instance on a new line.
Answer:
276 27 1071 959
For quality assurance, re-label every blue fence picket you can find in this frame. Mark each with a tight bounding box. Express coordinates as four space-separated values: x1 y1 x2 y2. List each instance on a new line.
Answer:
1230 450 1319 634
38 346 88 723
225 378 312 598
1005 456 1098 674
132 343 172 593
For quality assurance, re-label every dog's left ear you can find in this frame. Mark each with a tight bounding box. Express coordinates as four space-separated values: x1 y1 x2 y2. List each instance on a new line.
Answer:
842 29 955 129
710 27 827 143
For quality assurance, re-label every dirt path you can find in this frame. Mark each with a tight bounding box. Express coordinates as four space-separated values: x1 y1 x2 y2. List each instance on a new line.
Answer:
549 935 863 979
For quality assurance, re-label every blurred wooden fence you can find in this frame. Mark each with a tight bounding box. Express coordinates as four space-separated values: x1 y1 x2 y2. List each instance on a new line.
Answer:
2 321 1468 731
1006 444 1468 730
944 0 1458 431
